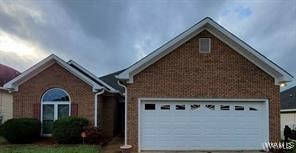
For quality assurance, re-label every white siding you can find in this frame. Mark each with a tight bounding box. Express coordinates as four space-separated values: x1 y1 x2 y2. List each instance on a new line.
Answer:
0 91 13 123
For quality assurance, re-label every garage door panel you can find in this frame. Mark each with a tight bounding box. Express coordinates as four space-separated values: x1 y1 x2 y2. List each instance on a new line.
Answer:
141 100 267 150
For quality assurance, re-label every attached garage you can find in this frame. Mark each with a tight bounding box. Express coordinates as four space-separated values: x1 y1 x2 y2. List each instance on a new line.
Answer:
117 17 293 152
139 99 269 151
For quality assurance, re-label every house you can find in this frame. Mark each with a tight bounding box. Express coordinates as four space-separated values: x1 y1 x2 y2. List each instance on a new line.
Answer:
116 17 293 152
2 17 293 151
0 64 20 123
280 86 296 137
3 55 124 138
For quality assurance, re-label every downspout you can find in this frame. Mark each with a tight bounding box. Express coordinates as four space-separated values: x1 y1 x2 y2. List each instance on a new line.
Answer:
117 80 128 146
94 89 105 127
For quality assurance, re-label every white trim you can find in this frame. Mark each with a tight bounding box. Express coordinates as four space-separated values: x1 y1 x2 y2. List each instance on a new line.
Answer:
3 54 103 92
67 60 118 93
40 88 71 135
94 89 105 127
138 98 141 153
137 98 269 152
41 88 72 102
281 109 296 112
117 80 128 146
117 17 293 84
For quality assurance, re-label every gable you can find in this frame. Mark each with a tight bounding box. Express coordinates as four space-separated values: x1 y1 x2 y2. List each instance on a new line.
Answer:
117 17 293 85
18 63 93 92
4 54 103 92
133 30 275 87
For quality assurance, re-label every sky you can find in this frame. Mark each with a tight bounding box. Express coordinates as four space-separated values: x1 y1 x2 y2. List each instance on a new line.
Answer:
0 0 295 89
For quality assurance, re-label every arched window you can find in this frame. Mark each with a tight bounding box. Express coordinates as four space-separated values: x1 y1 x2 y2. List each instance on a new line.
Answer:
41 88 71 135
42 88 70 102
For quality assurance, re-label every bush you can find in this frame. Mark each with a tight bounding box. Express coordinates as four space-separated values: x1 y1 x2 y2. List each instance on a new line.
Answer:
52 117 88 144
0 118 41 143
84 127 104 144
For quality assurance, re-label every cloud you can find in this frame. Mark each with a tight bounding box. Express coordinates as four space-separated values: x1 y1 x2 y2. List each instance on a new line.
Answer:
0 0 295 90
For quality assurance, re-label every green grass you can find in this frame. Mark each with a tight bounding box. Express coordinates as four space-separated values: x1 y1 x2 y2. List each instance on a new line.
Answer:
0 137 100 153
0 145 100 153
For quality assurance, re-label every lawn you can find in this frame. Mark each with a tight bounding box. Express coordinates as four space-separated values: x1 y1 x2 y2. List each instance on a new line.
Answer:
0 145 100 153
0 137 100 153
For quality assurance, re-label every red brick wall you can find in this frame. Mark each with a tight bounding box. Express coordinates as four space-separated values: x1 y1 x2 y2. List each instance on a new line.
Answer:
126 30 280 152
13 63 95 125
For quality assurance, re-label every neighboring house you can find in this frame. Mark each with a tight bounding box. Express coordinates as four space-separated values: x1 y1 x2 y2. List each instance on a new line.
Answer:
3 55 124 138
0 64 20 123
280 86 296 137
117 17 293 152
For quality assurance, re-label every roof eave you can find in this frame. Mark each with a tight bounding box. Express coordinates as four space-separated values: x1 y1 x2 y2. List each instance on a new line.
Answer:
3 54 105 92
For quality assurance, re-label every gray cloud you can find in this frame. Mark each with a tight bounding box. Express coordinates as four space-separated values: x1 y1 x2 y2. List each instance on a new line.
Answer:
0 0 295 91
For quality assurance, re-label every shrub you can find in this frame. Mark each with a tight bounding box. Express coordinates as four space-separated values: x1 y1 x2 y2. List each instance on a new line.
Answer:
52 116 88 144
0 118 41 143
84 127 104 144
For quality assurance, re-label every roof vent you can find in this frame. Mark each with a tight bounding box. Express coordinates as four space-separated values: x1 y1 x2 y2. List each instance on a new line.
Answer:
199 38 211 53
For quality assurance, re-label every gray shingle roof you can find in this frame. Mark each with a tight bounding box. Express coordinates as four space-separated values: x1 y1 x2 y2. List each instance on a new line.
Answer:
100 69 126 94
281 86 296 110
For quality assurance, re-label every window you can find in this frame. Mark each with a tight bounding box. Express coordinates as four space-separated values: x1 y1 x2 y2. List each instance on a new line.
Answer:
191 104 201 110
41 88 71 135
235 106 244 111
220 105 230 110
199 38 211 53
42 88 70 101
249 107 258 111
206 105 215 110
145 104 155 110
176 105 185 110
161 105 170 110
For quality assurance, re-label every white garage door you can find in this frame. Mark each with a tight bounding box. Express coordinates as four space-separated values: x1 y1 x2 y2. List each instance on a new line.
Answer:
140 99 268 151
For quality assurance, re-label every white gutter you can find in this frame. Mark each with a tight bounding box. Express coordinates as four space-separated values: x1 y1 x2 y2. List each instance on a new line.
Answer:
0 87 8 90
94 89 105 127
281 109 296 113
117 80 128 146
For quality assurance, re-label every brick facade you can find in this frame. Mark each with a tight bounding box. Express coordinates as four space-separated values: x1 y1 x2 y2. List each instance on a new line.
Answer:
126 30 280 152
13 63 121 138
13 63 96 125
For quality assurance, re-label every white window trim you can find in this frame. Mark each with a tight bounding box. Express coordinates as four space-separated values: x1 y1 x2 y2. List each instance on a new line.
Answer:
40 88 71 136
199 38 211 53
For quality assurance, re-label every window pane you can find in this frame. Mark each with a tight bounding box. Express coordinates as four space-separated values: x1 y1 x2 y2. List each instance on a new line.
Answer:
42 88 70 102
145 104 155 110
235 106 244 111
176 105 185 110
42 104 54 134
220 105 230 110
161 105 170 110
206 105 215 110
43 104 54 120
249 107 258 111
191 104 200 110
58 104 69 119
